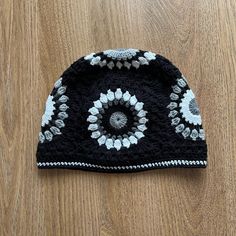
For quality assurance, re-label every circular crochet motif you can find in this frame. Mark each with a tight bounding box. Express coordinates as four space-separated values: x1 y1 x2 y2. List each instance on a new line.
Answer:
41 95 56 126
103 48 139 60
84 48 157 70
180 89 202 125
167 77 205 141
39 78 69 143
87 88 148 151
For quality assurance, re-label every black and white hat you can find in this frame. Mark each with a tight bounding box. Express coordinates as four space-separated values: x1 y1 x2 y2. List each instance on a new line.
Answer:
36 48 207 172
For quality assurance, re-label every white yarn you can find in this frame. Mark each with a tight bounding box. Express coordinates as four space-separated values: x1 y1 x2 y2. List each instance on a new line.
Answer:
87 115 98 123
100 93 108 103
89 107 99 115
123 91 131 101
137 110 147 118
115 88 123 100
135 102 144 111
144 51 156 61
90 56 101 65
91 131 101 139
137 124 147 132
129 135 138 144
98 135 107 146
114 139 122 151
54 78 62 88
129 95 138 106
134 131 144 139
41 95 55 127
122 138 131 148
107 90 115 101
88 124 99 131
93 100 103 109
105 138 114 149
84 53 95 60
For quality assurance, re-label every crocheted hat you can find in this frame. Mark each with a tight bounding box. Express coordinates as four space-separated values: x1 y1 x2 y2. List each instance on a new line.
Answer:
36 48 207 172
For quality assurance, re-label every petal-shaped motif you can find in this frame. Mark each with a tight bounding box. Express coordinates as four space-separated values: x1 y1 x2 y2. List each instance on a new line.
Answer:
87 89 148 150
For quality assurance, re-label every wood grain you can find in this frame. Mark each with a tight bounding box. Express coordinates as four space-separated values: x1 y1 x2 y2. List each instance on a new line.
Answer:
1 0 236 235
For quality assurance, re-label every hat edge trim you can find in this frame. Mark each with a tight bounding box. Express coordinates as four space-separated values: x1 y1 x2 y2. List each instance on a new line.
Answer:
37 159 207 172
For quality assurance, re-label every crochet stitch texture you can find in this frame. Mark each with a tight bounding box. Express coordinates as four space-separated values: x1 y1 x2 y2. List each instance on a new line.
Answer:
36 49 207 172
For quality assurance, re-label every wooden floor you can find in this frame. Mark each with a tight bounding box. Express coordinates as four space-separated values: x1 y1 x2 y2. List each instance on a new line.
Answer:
1 0 236 235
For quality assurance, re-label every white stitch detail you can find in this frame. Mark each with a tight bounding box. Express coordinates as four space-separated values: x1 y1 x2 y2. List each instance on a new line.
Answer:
37 160 207 170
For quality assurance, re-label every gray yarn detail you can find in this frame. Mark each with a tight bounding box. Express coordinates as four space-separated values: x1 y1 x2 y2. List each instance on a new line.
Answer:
39 132 45 143
189 98 200 115
175 124 185 133
50 126 61 135
44 131 53 141
182 127 191 138
109 111 128 129
54 78 62 88
167 102 177 110
172 85 182 93
57 86 66 95
199 129 205 140
190 129 199 140
58 112 68 120
170 93 179 101
171 117 180 126
59 95 69 103
177 78 187 87
59 104 69 112
55 119 65 128
168 110 178 118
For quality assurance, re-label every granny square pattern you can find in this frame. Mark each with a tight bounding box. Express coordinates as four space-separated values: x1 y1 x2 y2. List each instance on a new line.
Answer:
36 48 207 172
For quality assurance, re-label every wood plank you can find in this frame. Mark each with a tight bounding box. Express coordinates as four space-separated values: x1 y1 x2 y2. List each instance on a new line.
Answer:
0 0 235 235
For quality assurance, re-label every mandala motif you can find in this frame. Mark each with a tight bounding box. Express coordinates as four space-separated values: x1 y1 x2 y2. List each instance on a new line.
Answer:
41 95 55 127
39 78 69 143
167 77 205 141
103 48 139 60
87 88 148 151
84 48 156 70
179 89 202 125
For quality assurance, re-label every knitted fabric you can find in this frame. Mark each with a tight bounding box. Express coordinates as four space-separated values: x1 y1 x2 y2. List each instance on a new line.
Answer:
36 49 207 172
